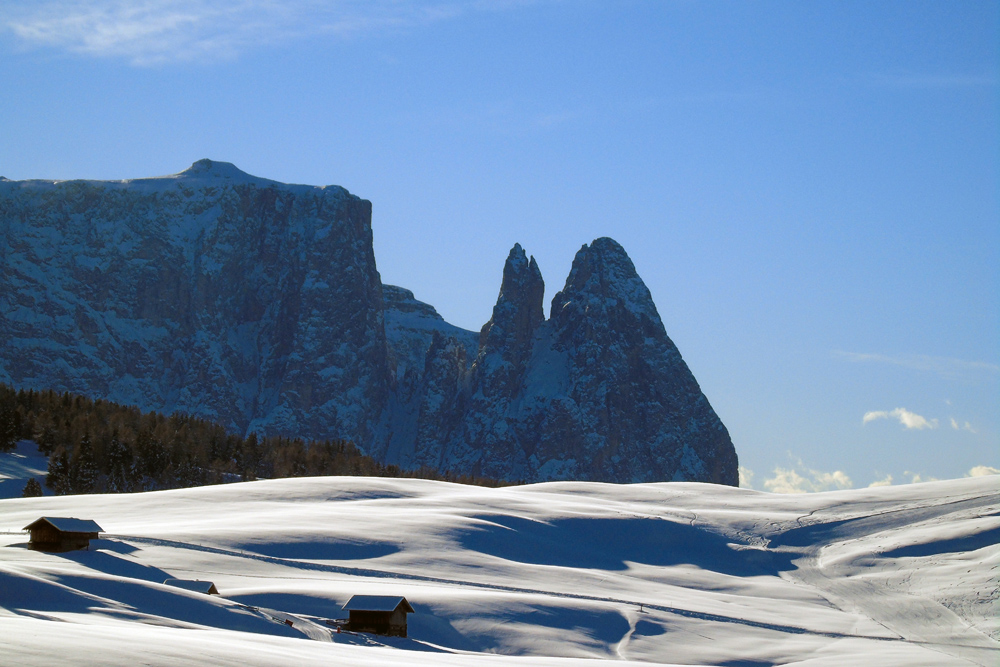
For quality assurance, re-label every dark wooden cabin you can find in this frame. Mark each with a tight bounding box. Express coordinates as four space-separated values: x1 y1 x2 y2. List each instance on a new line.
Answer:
163 579 220 595
342 595 414 637
23 517 103 552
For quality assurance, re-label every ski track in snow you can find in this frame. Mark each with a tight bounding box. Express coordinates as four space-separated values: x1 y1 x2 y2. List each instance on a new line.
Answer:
775 495 1000 667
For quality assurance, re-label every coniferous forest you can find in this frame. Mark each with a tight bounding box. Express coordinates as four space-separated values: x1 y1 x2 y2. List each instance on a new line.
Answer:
0 383 510 496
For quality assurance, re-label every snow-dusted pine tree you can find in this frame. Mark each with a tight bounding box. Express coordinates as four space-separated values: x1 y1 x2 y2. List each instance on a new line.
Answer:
106 434 136 493
21 478 43 497
0 404 17 453
71 434 100 494
46 447 71 495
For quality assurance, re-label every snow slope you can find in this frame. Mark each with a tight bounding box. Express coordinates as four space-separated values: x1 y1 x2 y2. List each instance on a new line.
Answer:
0 440 52 499
0 476 996 666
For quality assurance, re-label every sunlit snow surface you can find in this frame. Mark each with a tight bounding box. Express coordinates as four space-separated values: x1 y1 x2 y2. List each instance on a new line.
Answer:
0 475 997 666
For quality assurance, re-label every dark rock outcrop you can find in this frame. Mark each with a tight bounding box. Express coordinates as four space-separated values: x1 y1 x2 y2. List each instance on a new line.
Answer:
461 244 546 476
388 238 738 485
540 238 737 484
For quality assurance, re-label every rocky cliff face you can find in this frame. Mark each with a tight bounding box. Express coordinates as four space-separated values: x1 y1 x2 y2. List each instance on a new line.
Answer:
538 238 736 484
0 160 388 444
383 239 738 485
0 162 737 485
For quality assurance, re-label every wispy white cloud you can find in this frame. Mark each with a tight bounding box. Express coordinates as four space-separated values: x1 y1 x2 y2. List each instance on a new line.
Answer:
0 0 530 65
748 463 996 492
863 407 938 430
811 469 852 490
868 473 893 488
763 467 809 494
948 417 976 433
834 350 1000 380
759 457 853 494
763 467 853 494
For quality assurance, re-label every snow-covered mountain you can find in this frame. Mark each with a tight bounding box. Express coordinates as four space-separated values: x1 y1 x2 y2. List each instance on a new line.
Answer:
0 161 736 484
0 475 996 665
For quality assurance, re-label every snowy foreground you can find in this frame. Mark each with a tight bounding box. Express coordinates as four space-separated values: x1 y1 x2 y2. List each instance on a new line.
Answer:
0 475 997 666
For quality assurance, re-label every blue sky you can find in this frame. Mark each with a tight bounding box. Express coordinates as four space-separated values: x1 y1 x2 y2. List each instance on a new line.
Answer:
1 0 997 491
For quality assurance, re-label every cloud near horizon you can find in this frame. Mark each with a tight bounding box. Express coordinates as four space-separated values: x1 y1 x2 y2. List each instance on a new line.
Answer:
762 466 853 494
740 464 997 492
738 457 854 494
1 0 529 65
868 473 893 487
863 407 938 430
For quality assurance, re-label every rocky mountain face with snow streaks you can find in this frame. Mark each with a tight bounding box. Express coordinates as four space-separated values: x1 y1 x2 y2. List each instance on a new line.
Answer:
0 161 737 485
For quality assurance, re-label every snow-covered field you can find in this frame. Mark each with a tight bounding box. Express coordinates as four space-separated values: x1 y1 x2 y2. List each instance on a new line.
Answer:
0 468 996 666
0 441 52 499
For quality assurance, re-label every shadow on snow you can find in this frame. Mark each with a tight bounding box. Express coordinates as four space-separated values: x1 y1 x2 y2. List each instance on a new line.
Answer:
241 539 399 561
456 516 797 576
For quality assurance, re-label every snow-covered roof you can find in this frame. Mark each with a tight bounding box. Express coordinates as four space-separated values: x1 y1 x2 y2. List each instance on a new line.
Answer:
342 595 414 613
24 517 103 534
163 579 219 595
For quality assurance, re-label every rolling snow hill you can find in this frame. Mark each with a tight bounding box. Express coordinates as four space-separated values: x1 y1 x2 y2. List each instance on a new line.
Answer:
0 476 997 666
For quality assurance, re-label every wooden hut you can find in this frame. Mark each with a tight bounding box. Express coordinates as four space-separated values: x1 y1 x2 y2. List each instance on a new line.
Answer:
342 595 414 637
163 579 220 595
23 517 103 552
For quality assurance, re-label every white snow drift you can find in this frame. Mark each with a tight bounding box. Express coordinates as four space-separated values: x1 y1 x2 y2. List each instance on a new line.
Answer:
0 474 997 666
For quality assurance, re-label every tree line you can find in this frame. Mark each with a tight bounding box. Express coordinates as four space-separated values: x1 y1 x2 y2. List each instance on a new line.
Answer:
0 383 511 496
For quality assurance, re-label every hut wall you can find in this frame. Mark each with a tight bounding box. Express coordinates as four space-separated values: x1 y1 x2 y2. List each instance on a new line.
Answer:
29 529 94 552
390 608 408 637
29 525 60 543
348 610 408 637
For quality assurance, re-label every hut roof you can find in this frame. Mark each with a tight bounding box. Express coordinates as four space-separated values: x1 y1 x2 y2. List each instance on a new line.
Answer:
23 517 103 534
342 595 414 613
163 579 220 595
